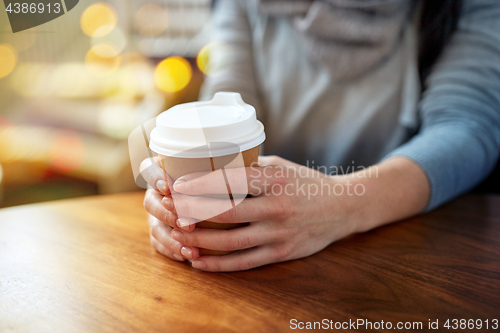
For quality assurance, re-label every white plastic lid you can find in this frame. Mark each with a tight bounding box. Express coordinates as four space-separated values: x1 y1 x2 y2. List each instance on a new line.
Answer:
149 92 266 158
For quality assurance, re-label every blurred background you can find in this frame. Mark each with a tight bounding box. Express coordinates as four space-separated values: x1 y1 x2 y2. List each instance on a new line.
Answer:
0 0 218 207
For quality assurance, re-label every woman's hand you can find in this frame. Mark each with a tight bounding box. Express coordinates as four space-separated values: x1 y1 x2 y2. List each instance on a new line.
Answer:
161 155 361 271
142 154 429 272
141 157 191 262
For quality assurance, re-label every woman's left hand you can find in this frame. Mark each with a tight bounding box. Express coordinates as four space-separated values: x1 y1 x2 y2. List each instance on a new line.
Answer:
169 155 360 272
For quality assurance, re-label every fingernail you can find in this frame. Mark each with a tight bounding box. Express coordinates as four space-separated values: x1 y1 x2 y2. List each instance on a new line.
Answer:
173 179 186 192
162 197 174 211
177 217 196 230
173 254 184 261
171 230 182 241
156 180 167 193
181 246 192 258
192 260 206 270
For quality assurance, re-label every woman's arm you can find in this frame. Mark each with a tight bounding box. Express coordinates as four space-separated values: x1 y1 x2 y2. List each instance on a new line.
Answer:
198 0 264 115
339 157 430 233
385 0 500 211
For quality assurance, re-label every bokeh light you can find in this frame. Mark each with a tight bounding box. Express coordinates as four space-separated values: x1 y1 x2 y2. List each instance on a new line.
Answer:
9 60 156 99
197 43 211 75
91 27 127 57
9 63 53 97
0 125 52 163
196 41 232 76
134 4 169 37
50 63 95 98
154 56 192 93
98 102 136 139
10 63 85 98
80 3 117 37
85 48 121 77
0 44 18 79
8 63 37 97
91 43 120 58
118 53 156 96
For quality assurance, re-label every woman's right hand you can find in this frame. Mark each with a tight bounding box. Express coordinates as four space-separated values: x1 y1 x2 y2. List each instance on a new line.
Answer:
141 157 199 263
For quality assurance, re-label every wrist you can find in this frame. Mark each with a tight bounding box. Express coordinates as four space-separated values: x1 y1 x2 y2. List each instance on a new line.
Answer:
329 175 370 235
337 157 430 234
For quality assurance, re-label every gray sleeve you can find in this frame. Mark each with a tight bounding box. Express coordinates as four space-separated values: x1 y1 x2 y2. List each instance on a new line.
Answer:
198 0 263 113
385 0 500 211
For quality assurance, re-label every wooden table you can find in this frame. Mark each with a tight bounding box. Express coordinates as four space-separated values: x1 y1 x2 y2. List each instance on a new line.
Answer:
1 193 499 332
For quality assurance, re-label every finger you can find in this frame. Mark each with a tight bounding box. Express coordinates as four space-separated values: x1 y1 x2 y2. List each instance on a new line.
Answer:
257 155 274 166
171 194 284 223
147 213 161 228
144 189 178 229
258 155 299 168
171 192 231 222
171 223 280 252
150 223 185 259
151 234 185 261
176 216 197 232
161 196 176 214
160 195 197 232
191 245 286 272
180 244 200 261
140 157 171 195
258 156 328 178
173 166 282 195
173 169 235 195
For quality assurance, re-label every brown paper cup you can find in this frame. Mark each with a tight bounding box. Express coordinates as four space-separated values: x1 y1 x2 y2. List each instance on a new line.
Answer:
159 146 259 256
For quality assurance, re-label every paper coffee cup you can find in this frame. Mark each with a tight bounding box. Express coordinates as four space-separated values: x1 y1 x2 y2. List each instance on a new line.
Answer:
149 92 265 256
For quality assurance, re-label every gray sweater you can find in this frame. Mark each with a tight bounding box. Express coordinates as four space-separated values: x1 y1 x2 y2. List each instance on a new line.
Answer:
200 0 500 211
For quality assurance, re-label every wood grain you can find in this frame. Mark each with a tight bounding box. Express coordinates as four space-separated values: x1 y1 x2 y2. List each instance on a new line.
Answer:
0 193 499 332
